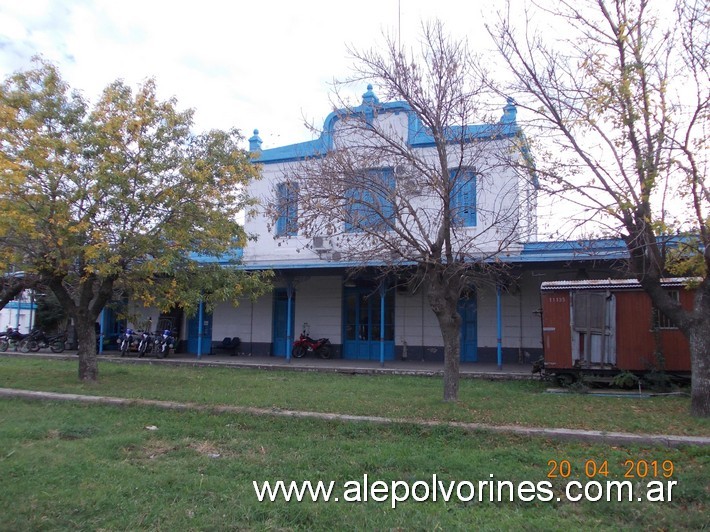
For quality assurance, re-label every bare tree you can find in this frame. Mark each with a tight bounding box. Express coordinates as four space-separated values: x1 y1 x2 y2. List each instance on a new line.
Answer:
488 0 709 415
267 22 536 401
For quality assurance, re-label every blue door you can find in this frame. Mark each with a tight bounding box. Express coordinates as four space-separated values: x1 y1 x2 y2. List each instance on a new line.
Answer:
458 295 478 362
342 286 395 360
100 306 120 348
272 289 295 357
187 310 213 354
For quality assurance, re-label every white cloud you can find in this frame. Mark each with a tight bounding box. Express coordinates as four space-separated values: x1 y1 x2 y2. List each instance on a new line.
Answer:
2 0 585 236
0 0 495 149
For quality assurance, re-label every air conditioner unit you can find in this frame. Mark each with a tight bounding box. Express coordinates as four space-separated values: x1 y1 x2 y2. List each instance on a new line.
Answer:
312 236 332 252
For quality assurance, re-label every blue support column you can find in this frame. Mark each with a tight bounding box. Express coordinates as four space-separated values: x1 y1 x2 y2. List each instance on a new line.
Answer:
379 281 386 367
286 281 294 363
98 309 104 355
496 284 503 370
14 298 20 330
197 300 204 359
28 292 35 333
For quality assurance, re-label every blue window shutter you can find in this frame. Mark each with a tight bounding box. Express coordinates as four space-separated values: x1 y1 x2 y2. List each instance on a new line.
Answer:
344 186 360 232
276 183 286 235
451 168 476 226
287 182 298 235
379 168 395 223
345 168 395 232
276 182 298 236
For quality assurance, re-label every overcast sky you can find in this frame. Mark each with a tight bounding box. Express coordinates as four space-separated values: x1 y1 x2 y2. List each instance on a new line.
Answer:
1 1 580 237
0 0 499 150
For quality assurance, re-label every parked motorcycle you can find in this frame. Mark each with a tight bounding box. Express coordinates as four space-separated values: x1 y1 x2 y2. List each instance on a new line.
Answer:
292 331 331 359
119 329 137 357
154 330 174 359
18 329 66 353
0 328 29 352
137 330 155 358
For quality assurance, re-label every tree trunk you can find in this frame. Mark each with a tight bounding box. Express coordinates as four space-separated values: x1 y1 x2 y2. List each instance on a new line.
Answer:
438 311 461 402
689 287 710 417
75 317 98 381
46 274 113 382
427 280 462 402
689 328 710 417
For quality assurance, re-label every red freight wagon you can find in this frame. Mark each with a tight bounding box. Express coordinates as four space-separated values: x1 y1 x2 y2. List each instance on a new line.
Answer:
539 278 694 385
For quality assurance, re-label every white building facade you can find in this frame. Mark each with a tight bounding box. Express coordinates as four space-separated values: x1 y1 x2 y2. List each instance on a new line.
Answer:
192 88 625 364
0 291 36 334
114 88 628 363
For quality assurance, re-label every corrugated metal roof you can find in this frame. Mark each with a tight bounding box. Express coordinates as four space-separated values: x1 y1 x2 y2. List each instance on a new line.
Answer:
540 278 701 291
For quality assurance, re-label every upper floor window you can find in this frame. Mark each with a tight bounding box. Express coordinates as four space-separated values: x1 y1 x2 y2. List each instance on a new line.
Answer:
450 168 477 226
275 181 298 237
344 168 395 232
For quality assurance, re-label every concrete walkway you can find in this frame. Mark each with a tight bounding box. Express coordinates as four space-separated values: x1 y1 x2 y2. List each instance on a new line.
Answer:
3 350 538 380
0 387 707 448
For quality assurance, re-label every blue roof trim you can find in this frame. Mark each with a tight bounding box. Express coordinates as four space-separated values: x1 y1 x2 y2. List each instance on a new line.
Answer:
406 111 521 148
188 239 631 269
191 237 697 270
252 90 523 164
515 238 630 262
236 241 627 270
3 301 36 310
189 248 244 264
516 236 694 263
239 260 370 271
251 137 331 164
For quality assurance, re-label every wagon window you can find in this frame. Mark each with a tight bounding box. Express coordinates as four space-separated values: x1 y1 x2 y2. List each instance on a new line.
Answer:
573 292 607 331
570 290 615 366
653 290 680 330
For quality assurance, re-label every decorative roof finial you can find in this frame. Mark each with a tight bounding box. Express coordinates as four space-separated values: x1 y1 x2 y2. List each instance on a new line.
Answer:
361 84 379 106
500 97 517 124
249 129 262 152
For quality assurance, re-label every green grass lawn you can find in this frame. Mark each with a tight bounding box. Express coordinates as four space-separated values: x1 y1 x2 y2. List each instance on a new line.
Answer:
0 356 708 436
0 399 707 531
1 356 709 530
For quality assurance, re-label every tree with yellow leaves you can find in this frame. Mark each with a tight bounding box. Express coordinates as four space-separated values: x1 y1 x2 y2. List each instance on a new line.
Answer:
0 60 271 380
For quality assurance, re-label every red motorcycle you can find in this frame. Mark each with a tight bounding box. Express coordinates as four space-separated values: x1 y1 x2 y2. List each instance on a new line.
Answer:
292 332 331 359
